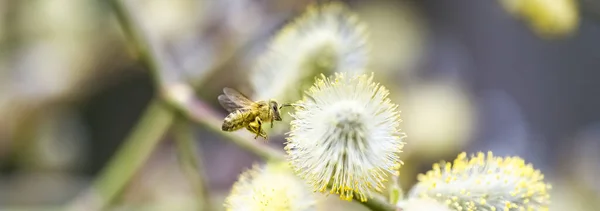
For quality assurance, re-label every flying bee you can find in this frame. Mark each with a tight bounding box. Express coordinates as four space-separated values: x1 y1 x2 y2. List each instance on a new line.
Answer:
218 87 291 140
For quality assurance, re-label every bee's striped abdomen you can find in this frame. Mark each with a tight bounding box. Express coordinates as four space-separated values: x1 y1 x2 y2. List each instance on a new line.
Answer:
222 111 248 131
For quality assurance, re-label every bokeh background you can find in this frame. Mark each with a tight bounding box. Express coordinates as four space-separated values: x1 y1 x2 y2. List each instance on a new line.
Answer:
0 0 599 210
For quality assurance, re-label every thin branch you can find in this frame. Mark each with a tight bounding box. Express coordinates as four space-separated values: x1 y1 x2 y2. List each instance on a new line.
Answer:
108 0 176 86
389 173 403 205
362 197 398 211
66 99 175 211
93 99 174 200
173 120 211 210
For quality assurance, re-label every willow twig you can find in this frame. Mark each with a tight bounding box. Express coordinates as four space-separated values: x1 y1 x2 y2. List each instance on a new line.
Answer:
362 197 398 211
173 120 211 210
94 99 174 202
66 99 174 211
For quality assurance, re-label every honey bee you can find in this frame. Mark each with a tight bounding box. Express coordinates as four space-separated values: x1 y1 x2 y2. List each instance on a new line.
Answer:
218 87 290 140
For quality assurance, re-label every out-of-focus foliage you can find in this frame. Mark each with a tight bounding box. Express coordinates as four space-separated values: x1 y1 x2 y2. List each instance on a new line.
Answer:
354 0 427 77
500 0 579 38
1 0 599 210
400 80 474 159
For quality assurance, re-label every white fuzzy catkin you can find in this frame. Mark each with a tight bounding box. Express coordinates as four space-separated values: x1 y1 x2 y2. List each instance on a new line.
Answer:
286 72 405 202
224 163 316 211
251 2 369 103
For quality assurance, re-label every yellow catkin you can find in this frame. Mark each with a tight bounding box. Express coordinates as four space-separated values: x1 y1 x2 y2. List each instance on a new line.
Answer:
224 163 316 211
409 151 551 211
500 0 579 38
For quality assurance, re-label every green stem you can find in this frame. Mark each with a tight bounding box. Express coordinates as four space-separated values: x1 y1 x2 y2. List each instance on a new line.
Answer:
94 99 174 208
173 120 211 211
362 197 398 211
389 173 403 205
108 0 172 86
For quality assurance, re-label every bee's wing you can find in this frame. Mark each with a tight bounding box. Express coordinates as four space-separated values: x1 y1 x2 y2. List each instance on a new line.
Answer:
222 87 254 107
218 94 244 113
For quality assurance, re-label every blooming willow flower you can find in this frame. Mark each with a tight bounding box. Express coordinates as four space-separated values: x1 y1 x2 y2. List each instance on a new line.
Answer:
285 72 405 202
224 163 316 211
409 151 551 211
251 2 369 104
501 0 578 38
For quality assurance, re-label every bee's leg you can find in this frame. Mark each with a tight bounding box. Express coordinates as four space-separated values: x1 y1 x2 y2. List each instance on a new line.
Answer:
261 130 267 139
247 124 259 139
246 124 255 134
270 112 273 128
246 124 259 139
255 117 268 139
251 117 261 139
246 119 260 139
257 128 267 140
254 129 260 139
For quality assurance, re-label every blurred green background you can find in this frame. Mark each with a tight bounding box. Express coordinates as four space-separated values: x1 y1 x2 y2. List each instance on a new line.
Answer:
0 0 599 210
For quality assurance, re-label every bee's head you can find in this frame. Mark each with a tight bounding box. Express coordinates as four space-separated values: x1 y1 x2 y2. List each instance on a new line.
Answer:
269 100 282 121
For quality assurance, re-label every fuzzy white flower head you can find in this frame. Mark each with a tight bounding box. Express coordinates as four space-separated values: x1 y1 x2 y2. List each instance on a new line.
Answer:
224 163 316 211
251 2 369 103
409 152 551 211
285 72 405 202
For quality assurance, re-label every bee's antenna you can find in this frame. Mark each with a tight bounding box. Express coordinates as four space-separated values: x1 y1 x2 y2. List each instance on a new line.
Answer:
279 103 294 109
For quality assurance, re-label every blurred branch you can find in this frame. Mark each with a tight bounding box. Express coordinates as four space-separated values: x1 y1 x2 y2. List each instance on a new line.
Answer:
322 183 397 211
174 119 211 210
389 173 403 205
173 120 211 211
66 99 175 211
363 197 398 211
108 0 173 86
93 99 174 202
